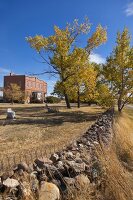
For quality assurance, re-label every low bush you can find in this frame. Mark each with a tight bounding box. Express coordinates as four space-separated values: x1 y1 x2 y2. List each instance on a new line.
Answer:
46 96 61 103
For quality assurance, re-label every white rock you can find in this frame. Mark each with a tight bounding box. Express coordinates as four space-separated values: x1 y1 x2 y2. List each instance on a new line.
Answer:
93 141 99 145
3 178 19 187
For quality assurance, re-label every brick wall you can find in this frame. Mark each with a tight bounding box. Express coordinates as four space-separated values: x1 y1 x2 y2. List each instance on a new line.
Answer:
4 74 47 102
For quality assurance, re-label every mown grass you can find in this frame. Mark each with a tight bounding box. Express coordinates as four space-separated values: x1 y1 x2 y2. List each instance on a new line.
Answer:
0 103 103 160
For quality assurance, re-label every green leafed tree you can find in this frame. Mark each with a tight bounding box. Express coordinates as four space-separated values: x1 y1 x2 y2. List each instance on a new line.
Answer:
51 81 64 99
103 28 133 112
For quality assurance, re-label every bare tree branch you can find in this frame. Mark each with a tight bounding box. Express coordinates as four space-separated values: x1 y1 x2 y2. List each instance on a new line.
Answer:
28 71 59 76
38 52 59 73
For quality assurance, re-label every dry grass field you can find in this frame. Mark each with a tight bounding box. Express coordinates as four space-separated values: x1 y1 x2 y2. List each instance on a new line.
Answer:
98 113 133 200
69 108 133 200
0 103 103 160
0 104 133 199
124 106 133 120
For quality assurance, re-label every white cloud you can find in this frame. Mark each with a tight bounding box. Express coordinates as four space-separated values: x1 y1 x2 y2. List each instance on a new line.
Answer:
89 53 106 64
125 2 133 16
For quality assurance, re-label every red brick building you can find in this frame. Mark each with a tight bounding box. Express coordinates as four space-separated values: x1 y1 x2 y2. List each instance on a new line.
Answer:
4 73 47 103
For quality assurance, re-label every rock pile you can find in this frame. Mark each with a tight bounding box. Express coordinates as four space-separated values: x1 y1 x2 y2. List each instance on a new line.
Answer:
0 108 114 200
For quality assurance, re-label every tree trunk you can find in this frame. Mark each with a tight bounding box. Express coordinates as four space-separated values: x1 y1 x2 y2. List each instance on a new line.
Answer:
11 98 14 105
77 89 80 108
64 92 71 109
118 98 122 112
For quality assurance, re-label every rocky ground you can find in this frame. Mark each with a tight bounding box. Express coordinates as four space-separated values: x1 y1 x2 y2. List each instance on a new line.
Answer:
0 108 114 200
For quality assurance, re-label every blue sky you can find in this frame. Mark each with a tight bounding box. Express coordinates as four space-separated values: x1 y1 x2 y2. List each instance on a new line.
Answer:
0 0 133 95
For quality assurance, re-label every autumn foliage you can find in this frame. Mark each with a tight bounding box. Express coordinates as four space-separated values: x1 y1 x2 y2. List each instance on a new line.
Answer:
27 19 132 112
103 28 133 111
27 18 107 108
4 83 24 103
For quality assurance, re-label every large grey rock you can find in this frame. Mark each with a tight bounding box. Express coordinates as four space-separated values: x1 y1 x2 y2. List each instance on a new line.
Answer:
56 161 64 171
34 159 44 169
64 177 75 186
14 162 30 173
65 151 74 160
50 153 59 163
65 160 86 173
75 158 83 163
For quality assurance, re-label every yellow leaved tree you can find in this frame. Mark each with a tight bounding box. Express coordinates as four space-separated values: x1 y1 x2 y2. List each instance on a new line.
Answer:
103 28 133 112
4 83 24 104
62 48 97 107
26 18 107 108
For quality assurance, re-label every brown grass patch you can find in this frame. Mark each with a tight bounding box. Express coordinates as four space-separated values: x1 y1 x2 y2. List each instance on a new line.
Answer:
0 103 103 160
96 113 133 200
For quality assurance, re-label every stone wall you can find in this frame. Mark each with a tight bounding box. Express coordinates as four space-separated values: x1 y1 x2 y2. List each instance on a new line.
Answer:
0 108 114 200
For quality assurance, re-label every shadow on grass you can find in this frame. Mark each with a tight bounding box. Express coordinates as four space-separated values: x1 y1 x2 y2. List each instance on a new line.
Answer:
0 103 99 115
0 110 102 127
